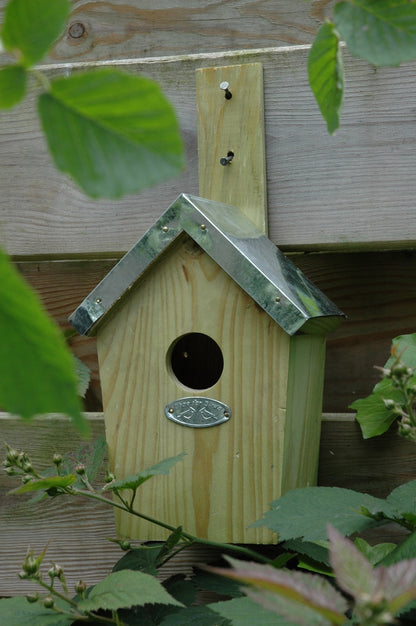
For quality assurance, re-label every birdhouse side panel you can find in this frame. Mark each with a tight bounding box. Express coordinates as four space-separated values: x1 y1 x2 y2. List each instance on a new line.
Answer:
96 237 292 543
281 334 327 493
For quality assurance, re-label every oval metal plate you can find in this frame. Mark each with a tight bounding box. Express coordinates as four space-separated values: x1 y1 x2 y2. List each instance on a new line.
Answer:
164 397 231 428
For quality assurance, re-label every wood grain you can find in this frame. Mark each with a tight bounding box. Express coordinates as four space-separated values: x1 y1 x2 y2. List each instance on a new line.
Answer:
96 237 295 543
16 250 416 414
0 0 336 65
1 412 414 596
2 48 416 255
196 62 267 232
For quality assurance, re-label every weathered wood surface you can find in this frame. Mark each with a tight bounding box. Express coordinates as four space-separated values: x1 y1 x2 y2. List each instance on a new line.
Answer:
0 0 336 64
16 249 416 414
1 412 414 596
196 62 267 232
2 47 416 254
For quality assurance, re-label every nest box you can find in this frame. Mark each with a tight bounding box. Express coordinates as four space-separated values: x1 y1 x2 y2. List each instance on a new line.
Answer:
70 193 343 543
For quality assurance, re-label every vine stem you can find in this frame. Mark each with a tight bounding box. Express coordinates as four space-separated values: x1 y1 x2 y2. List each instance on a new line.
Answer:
73 488 275 565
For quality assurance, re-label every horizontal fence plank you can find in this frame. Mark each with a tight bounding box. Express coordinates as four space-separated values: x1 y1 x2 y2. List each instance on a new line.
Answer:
0 0 335 64
2 47 416 255
16 250 416 413
0 412 413 596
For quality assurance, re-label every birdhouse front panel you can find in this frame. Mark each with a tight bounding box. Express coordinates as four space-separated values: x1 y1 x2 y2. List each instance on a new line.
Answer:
96 234 295 543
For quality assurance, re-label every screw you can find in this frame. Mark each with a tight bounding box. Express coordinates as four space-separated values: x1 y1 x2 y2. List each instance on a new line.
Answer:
275 296 281 303
95 298 102 304
220 151 234 166
200 224 207 230
162 225 168 232
220 81 232 100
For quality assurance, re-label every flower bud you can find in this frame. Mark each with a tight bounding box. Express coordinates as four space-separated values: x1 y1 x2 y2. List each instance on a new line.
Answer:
75 579 87 596
383 398 396 410
105 471 116 483
22 474 32 484
52 453 63 467
75 464 86 475
43 596 54 609
26 593 39 604
120 540 131 551
48 563 64 580
22 461 33 473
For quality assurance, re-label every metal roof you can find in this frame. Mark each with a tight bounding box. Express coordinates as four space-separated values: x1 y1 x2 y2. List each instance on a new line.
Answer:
69 194 344 336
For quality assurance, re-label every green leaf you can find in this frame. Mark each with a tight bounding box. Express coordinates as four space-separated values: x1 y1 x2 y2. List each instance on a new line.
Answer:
38 69 184 199
0 64 26 108
386 333 416 368
1 0 70 67
0 250 86 434
105 452 186 492
112 544 164 576
334 0 416 67
252 487 388 540
351 333 416 438
10 474 77 494
308 21 344 134
0 596 73 625
192 569 244 598
380 531 416 566
354 537 396 566
386 479 416 517
212 597 292 626
78 570 183 612
74 356 90 398
351 377 401 438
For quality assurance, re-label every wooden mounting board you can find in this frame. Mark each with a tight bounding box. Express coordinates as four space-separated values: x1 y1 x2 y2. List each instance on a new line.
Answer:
196 63 267 233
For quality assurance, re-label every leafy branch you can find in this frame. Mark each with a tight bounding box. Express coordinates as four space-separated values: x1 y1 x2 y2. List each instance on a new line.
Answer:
307 0 416 133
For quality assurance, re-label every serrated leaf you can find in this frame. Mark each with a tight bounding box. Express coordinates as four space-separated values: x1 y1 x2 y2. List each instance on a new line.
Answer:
208 557 347 625
10 474 77 494
74 356 90 398
212 597 292 626
335 0 416 67
252 487 387 540
308 21 344 134
78 570 183 612
1 0 70 67
0 250 86 434
0 64 26 108
112 544 164 576
328 526 377 600
0 596 73 625
38 69 184 199
386 479 416 517
105 452 186 492
354 537 396 566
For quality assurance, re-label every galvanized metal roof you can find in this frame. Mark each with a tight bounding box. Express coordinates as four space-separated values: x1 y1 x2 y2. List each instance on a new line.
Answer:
69 194 344 336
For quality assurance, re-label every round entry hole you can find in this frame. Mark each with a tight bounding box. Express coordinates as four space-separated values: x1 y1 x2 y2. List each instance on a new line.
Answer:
167 333 223 390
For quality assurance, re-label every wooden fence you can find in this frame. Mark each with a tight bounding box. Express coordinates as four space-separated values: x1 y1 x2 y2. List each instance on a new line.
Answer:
1 0 416 596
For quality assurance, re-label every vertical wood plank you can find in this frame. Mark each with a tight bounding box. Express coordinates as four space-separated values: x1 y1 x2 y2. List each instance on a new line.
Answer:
196 63 267 233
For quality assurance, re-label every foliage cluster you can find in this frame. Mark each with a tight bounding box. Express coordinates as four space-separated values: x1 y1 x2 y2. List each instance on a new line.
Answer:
3 434 416 625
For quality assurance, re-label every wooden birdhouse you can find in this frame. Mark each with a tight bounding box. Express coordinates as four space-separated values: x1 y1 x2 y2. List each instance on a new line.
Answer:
70 193 343 543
